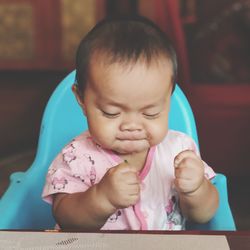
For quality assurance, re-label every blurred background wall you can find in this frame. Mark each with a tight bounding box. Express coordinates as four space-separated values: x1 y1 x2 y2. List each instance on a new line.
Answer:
0 1 250 227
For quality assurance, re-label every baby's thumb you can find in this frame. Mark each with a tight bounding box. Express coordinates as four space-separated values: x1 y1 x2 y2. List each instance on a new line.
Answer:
119 160 137 174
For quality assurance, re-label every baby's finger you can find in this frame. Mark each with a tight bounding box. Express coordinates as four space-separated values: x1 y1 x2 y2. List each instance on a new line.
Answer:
128 182 141 195
174 178 193 194
174 161 197 180
127 195 140 206
174 150 199 168
123 172 140 185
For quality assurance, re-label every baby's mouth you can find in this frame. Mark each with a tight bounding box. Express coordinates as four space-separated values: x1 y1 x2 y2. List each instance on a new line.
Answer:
116 131 147 141
114 138 150 154
117 138 145 142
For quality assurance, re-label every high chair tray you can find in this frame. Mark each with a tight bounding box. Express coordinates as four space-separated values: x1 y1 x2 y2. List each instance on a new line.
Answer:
0 231 238 250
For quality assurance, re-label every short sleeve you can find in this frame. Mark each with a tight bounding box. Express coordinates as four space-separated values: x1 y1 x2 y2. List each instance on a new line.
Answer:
42 133 122 204
42 148 93 204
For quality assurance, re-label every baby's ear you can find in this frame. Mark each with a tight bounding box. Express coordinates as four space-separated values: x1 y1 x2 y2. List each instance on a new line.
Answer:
72 84 86 115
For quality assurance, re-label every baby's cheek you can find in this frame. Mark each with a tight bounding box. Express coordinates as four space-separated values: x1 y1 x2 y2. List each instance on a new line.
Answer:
147 123 168 146
104 123 123 143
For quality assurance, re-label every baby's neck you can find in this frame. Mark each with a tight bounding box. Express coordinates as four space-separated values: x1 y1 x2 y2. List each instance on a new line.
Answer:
118 149 149 173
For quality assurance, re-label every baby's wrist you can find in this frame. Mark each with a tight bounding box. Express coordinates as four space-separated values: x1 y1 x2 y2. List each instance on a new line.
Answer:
94 184 117 215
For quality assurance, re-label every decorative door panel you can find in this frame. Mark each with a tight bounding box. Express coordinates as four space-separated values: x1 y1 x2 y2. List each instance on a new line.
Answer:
0 0 105 70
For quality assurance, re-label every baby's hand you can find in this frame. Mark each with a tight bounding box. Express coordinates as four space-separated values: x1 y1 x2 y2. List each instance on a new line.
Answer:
174 150 204 194
97 161 140 209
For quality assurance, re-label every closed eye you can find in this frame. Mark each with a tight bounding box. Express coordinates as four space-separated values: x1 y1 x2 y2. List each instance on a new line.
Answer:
102 110 120 118
143 112 160 119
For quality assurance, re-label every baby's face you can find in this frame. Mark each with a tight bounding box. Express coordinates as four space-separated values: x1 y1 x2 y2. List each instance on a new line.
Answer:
79 56 173 155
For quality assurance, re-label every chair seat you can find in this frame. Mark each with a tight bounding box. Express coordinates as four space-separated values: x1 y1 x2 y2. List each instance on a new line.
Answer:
0 71 236 230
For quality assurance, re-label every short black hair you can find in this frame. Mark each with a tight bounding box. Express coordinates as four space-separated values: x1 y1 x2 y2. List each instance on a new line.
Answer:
75 16 177 96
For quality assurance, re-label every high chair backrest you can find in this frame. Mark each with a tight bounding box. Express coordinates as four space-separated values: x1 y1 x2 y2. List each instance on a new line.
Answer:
0 71 235 230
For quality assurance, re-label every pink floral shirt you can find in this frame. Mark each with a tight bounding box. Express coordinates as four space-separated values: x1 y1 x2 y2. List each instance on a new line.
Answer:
42 130 215 230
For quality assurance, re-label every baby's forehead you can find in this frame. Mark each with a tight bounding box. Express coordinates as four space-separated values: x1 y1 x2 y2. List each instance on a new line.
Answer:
87 53 173 96
89 51 173 72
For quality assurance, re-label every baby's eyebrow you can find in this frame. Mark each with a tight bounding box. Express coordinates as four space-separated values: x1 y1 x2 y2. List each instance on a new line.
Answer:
142 103 159 109
103 101 127 108
97 98 127 109
98 95 164 110
105 102 160 110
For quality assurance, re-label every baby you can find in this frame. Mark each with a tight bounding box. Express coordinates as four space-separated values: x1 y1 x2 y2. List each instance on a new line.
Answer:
42 16 218 230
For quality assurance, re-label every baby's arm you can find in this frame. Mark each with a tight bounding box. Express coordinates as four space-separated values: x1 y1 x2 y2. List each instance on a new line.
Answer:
174 150 219 223
52 161 140 230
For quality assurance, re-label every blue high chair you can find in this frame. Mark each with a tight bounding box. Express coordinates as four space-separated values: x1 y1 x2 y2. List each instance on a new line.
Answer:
0 71 236 230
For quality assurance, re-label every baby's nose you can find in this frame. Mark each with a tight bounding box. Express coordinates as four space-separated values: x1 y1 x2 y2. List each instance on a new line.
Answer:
120 114 143 131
